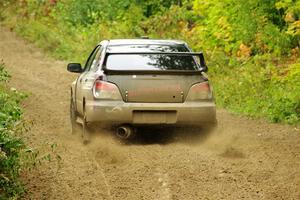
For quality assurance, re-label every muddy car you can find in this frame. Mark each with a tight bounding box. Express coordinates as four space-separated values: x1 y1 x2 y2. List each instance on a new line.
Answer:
67 39 216 142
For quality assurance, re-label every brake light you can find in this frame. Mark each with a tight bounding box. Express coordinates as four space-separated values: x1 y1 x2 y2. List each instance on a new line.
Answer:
93 80 122 100
186 82 212 101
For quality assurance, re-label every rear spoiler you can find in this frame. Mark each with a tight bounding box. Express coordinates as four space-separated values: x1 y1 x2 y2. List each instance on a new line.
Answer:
103 52 208 74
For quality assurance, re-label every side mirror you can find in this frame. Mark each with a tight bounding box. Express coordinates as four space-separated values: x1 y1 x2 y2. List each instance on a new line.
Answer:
67 63 82 73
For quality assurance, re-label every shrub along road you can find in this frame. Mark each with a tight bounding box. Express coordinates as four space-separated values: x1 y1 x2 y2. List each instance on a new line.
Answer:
0 27 299 200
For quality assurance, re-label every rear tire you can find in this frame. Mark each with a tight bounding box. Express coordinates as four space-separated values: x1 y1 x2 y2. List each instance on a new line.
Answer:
202 121 218 135
81 115 91 145
70 98 81 134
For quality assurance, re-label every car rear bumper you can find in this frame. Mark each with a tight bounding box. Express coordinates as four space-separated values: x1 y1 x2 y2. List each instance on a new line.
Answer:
85 100 216 126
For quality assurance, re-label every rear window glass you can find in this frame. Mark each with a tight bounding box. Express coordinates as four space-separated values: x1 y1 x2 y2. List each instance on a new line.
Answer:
105 45 199 71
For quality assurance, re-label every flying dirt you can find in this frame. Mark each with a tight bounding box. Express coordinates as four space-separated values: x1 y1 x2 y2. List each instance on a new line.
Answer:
0 27 299 200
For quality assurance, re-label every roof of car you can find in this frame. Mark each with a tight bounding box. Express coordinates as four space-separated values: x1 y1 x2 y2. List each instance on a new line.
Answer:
106 39 186 46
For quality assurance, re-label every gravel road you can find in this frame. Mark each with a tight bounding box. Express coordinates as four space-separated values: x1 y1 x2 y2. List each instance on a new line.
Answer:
0 27 299 200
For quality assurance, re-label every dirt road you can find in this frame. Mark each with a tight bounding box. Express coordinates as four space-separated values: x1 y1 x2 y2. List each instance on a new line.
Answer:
0 27 299 200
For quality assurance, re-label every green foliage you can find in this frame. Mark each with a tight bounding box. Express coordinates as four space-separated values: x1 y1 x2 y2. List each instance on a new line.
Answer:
53 0 131 26
211 56 300 124
193 0 298 55
0 62 27 199
136 0 183 17
0 62 11 82
2 0 299 124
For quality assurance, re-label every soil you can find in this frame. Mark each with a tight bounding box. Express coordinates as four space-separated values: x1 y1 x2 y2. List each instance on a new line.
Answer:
0 27 299 200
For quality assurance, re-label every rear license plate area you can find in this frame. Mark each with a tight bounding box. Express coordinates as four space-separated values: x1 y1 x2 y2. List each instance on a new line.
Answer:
133 111 177 124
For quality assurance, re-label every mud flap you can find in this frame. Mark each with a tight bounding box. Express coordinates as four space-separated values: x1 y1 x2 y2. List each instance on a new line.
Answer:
82 115 91 144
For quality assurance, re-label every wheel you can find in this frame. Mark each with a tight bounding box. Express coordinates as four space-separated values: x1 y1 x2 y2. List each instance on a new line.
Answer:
70 98 81 134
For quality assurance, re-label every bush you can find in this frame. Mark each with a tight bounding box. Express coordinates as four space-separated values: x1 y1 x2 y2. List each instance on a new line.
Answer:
211 56 300 124
0 62 26 199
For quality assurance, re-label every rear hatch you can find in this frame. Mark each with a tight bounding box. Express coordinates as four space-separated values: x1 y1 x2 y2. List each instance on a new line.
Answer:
103 44 207 103
107 74 205 103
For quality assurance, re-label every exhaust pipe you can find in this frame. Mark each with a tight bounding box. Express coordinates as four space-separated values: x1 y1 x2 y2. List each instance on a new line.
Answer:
116 125 134 139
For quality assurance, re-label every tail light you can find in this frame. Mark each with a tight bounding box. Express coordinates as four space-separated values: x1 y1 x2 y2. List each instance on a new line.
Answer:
186 82 212 101
93 80 122 100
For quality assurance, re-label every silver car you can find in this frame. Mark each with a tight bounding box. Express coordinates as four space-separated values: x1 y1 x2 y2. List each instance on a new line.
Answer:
67 39 216 142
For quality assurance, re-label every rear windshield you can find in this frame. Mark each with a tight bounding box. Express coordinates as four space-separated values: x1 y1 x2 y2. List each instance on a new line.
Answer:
105 45 199 71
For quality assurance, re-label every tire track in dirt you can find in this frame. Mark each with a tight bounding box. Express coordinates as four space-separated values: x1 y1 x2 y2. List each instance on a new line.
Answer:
1 27 299 200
